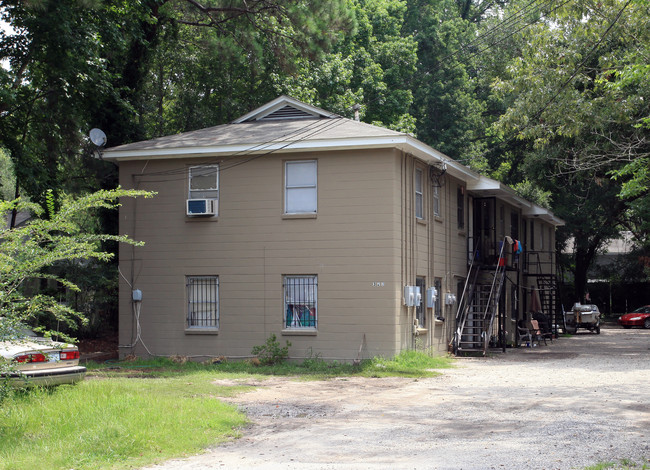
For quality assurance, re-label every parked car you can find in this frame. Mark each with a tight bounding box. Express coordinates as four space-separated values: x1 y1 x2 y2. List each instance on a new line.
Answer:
565 303 601 334
618 305 650 329
0 328 86 387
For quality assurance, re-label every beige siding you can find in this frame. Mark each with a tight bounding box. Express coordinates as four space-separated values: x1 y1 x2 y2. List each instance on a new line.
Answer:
118 145 559 360
119 149 405 361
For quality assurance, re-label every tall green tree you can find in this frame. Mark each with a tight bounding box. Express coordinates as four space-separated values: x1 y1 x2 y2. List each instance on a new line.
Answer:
404 0 490 166
490 0 650 298
268 0 418 131
0 0 354 335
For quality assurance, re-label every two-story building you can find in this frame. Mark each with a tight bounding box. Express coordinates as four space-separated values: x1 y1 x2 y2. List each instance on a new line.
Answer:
104 96 563 361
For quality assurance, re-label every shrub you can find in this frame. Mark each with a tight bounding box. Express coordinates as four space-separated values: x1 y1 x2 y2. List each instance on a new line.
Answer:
251 334 291 365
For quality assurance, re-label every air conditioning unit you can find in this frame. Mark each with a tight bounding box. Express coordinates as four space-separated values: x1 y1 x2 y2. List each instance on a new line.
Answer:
186 199 217 216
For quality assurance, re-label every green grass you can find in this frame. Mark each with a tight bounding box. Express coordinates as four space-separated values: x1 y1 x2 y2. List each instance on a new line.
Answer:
0 350 453 470
585 460 650 470
89 349 454 380
0 374 248 470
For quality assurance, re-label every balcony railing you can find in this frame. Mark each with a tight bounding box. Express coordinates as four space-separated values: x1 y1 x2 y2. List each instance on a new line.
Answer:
524 250 555 276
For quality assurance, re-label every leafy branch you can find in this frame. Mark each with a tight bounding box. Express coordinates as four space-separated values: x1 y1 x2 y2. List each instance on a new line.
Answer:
0 188 155 343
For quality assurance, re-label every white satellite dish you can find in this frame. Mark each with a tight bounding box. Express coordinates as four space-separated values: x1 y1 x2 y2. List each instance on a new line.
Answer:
89 128 107 147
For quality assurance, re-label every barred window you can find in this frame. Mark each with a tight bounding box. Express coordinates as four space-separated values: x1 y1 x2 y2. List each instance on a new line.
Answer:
435 278 443 320
284 275 317 329
187 276 219 329
416 277 426 327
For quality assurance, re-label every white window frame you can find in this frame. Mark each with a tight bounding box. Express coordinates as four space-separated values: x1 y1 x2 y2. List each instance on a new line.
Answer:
285 160 317 214
415 168 424 220
188 165 219 200
283 275 317 329
433 185 440 217
186 276 219 330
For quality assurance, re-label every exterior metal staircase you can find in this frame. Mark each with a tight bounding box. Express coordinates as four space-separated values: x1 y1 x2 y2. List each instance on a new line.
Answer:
537 274 560 335
453 238 509 356
529 251 562 335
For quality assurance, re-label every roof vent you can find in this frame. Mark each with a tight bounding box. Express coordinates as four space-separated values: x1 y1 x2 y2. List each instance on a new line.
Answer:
259 105 315 121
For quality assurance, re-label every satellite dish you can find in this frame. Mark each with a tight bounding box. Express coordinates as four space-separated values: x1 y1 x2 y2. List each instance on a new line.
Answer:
89 128 107 147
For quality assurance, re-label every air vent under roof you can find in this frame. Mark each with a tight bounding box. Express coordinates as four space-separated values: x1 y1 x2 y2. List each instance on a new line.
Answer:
259 105 316 121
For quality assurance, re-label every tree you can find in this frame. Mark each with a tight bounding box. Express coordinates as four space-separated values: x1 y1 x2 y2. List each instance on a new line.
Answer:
404 0 491 165
0 188 153 343
0 0 356 204
0 0 354 336
489 0 650 298
261 0 418 131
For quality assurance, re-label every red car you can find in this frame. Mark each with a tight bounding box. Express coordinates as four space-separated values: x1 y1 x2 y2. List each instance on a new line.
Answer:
618 305 650 329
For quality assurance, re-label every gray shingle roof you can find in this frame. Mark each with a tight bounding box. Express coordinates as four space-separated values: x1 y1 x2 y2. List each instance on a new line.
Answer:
104 117 405 154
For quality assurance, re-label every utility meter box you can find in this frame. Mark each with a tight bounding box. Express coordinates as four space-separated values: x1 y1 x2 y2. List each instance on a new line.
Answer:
445 293 457 305
403 286 421 307
426 287 438 308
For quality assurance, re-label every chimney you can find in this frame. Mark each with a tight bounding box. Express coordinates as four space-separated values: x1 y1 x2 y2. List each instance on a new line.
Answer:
352 104 361 121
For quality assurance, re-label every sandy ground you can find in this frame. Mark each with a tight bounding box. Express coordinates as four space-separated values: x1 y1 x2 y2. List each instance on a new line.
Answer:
143 327 650 470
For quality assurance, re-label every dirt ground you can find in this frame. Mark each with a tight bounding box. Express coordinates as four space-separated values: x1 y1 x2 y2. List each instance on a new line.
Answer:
143 327 650 470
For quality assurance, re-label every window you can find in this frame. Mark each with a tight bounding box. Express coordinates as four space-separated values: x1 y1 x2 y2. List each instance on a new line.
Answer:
284 275 317 329
416 277 426 327
433 186 440 217
457 186 465 230
285 160 317 214
415 168 424 220
434 278 442 320
530 220 535 250
186 276 219 329
189 166 219 199
499 205 505 237
510 212 519 239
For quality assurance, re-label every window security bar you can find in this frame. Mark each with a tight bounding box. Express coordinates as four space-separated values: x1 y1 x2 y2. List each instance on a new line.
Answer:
284 276 317 328
187 276 219 328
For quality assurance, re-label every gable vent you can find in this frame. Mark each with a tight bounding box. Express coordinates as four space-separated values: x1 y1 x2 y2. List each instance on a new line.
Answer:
259 105 317 121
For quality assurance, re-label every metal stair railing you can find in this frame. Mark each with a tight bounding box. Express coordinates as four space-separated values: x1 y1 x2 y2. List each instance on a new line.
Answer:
453 239 481 355
532 250 561 335
478 238 509 354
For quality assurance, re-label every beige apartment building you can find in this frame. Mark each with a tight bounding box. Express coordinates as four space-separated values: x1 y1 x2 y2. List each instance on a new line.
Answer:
105 96 563 361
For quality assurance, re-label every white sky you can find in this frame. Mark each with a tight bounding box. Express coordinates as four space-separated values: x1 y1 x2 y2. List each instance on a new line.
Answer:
1 17 14 70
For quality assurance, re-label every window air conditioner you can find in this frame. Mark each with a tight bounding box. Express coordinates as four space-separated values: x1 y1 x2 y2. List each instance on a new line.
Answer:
186 198 217 216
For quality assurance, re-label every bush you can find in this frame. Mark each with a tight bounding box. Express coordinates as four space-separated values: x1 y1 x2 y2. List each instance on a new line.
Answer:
251 334 291 365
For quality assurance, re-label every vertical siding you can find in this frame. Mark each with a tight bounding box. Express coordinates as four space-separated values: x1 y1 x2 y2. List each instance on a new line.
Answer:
397 155 469 355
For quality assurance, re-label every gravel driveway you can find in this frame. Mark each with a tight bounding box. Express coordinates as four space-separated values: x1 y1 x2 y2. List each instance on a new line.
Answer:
144 327 650 470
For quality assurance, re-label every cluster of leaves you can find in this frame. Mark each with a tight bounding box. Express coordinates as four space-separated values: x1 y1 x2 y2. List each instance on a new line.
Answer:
486 0 650 295
0 188 153 343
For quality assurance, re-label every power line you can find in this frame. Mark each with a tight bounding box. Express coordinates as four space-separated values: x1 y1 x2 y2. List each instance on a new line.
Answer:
456 0 549 56
133 116 347 184
462 0 574 63
135 117 337 178
531 0 633 122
